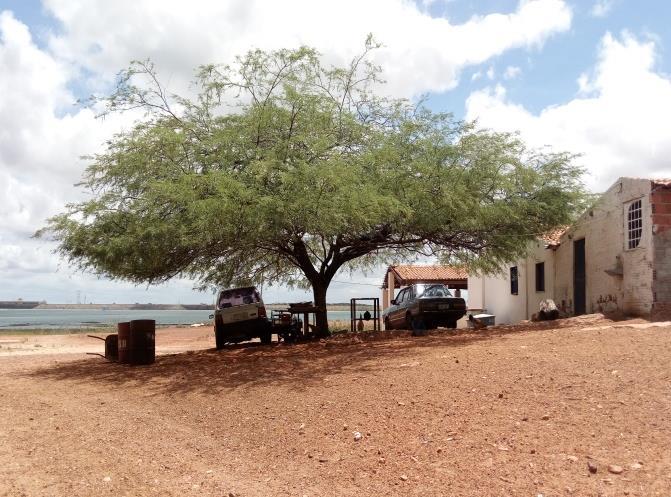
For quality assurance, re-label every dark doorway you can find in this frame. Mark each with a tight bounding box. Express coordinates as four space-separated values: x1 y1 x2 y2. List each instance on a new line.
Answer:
574 238 586 315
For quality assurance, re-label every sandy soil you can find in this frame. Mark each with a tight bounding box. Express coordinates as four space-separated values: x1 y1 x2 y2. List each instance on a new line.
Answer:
0 315 670 496
0 326 214 357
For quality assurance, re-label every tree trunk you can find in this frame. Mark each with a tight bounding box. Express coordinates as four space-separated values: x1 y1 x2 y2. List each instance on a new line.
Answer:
312 280 330 337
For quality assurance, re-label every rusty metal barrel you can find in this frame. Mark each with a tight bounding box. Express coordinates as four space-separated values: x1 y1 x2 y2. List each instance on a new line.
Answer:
117 322 131 364
129 319 155 365
104 334 118 362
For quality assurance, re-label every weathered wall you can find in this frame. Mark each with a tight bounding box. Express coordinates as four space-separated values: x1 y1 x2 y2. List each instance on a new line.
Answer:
467 267 527 324
467 240 555 324
651 184 671 320
554 178 653 316
525 240 556 319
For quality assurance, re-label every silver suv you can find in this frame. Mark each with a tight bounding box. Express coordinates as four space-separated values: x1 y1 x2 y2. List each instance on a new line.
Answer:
213 286 272 348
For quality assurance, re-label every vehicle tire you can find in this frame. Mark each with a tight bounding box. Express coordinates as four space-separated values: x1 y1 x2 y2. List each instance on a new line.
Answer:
260 327 272 345
410 316 428 336
446 320 458 329
384 316 392 331
405 313 413 330
214 321 226 350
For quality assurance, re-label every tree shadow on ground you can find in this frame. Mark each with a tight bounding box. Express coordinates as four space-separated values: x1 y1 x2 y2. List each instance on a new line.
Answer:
21 321 576 396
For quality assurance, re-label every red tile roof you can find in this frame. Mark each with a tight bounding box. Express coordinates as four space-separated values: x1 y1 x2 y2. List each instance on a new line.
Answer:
383 265 467 287
540 226 569 247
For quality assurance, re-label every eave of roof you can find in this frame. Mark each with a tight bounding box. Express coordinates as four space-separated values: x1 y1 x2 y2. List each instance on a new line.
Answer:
382 265 468 288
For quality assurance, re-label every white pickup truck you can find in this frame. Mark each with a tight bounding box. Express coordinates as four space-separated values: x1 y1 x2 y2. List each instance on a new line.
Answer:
213 286 272 348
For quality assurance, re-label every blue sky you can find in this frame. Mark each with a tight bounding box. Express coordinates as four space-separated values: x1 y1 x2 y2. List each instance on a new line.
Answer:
6 0 670 119
1 0 670 304
425 0 671 116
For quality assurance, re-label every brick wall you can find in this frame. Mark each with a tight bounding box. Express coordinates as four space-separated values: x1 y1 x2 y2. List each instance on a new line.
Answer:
651 185 671 320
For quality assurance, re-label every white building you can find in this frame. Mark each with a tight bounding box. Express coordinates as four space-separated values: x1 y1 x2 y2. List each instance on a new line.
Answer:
468 177 671 324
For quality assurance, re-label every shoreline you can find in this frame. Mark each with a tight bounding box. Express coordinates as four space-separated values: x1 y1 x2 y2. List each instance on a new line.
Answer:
0 303 373 311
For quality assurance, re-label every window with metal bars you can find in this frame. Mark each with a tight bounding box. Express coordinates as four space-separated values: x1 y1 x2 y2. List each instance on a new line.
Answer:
627 199 642 249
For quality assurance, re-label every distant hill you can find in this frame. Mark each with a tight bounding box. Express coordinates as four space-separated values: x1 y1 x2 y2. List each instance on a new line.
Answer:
0 301 41 309
33 303 211 311
1 302 372 311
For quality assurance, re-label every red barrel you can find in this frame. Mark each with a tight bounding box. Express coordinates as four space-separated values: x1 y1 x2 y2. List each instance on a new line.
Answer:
129 319 155 365
117 322 131 364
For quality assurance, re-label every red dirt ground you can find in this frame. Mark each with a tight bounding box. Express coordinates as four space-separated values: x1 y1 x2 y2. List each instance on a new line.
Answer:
1 315 670 496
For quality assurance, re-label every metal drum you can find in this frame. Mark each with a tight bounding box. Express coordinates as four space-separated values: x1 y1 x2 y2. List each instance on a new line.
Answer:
104 334 118 362
129 319 156 365
117 322 131 363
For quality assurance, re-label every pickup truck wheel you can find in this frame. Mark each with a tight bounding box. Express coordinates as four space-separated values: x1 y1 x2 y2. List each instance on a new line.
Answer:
446 320 458 329
405 313 413 330
384 316 392 331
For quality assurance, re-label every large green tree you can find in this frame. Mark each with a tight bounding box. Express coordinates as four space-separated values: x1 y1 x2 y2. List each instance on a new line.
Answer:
40 40 586 335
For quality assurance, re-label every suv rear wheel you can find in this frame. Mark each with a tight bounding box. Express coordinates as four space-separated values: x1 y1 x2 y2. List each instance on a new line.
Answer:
214 321 226 350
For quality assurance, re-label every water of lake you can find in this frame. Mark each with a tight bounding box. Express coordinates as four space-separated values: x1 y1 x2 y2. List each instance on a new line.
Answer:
0 308 355 330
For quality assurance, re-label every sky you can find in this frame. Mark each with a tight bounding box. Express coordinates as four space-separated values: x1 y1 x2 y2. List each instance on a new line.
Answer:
0 0 670 304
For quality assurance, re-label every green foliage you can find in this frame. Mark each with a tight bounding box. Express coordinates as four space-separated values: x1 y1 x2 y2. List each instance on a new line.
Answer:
39 41 587 331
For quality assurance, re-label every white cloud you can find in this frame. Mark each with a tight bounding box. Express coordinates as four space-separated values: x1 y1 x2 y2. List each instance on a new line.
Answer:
0 11 149 302
0 1 574 303
503 65 522 79
486 66 496 80
591 0 614 18
465 32 671 192
42 0 572 98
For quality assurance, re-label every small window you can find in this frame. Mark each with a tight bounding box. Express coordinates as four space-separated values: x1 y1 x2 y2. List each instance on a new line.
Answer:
510 266 519 295
535 262 545 292
627 199 642 249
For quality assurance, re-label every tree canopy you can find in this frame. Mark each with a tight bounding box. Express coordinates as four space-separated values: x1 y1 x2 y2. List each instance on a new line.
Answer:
40 39 587 334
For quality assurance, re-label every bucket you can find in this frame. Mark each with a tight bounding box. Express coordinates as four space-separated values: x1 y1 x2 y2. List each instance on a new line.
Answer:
104 334 118 362
86 334 119 362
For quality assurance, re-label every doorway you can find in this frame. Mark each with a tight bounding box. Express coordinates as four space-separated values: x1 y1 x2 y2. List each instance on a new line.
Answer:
574 238 586 315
